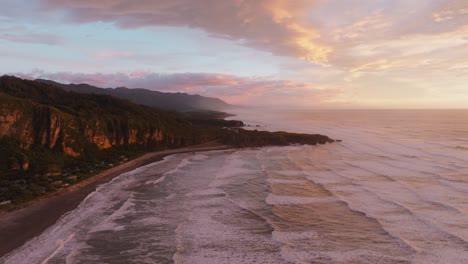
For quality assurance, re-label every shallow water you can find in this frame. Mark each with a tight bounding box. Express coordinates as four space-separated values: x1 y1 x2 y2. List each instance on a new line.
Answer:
2 109 468 263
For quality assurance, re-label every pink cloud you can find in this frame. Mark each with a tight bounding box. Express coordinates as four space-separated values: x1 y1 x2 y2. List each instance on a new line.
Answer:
92 51 134 59
39 0 331 63
0 26 63 45
36 0 468 65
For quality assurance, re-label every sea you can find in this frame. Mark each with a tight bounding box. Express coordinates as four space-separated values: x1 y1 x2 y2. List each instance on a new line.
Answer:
2 109 468 264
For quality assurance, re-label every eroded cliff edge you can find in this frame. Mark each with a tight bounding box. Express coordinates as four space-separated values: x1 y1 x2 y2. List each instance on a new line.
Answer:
0 76 335 205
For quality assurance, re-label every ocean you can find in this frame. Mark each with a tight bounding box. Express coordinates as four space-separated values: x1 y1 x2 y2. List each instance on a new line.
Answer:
2 109 468 264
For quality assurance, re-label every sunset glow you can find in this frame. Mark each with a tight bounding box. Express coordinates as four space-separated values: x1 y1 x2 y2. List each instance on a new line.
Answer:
1 0 467 108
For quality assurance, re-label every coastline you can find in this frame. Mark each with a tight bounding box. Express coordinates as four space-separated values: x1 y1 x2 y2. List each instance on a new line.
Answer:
0 143 231 258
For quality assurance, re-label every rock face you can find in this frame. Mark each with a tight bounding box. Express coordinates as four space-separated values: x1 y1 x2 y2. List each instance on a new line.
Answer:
34 107 63 150
221 129 335 148
0 75 337 205
0 76 227 204
0 109 33 147
0 105 70 151
0 76 195 158
0 102 174 156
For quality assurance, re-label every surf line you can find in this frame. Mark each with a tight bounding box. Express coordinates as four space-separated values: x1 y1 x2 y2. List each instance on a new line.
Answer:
41 233 75 264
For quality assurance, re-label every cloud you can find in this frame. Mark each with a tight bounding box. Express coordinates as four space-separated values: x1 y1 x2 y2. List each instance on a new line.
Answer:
341 24 468 75
11 70 342 106
313 0 468 73
92 51 134 59
328 11 391 43
432 0 468 22
0 26 63 45
39 0 332 63
35 0 468 70
3 0 467 108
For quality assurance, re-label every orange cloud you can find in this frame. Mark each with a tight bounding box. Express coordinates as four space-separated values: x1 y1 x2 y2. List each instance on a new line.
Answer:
433 0 468 22
5 0 466 108
40 0 332 64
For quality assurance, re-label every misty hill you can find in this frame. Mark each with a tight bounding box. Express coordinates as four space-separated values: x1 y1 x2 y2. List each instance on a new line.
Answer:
36 79 230 112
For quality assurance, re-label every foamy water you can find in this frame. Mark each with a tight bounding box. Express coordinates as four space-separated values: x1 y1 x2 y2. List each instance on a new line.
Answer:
2 109 468 263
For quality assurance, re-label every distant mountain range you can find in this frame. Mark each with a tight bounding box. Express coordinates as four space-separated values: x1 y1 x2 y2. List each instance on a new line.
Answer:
36 79 230 112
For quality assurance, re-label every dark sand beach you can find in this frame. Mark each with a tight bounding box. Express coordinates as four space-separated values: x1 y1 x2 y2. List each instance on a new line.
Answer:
0 144 230 258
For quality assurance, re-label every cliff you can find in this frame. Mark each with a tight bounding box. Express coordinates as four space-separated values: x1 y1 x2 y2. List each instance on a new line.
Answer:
0 76 218 203
0 76 200 154
0 75 335 205
221 129 334 147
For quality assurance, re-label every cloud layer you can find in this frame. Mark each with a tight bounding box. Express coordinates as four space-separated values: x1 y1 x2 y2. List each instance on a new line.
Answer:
1 0 467 108
40 0 331 63
0 26 63 45
32 0 468 83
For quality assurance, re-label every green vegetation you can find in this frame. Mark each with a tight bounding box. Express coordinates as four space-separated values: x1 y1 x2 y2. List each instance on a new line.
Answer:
37 79 230 112
220 129 334 147
0 76 211 204
181 110 244 127
0 75 334 206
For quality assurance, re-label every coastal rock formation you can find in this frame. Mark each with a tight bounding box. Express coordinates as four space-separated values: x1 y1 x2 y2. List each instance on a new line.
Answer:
0 76 207 189
0 76 194 158
221 129 335 147
0 75 335 205
0 100 173 156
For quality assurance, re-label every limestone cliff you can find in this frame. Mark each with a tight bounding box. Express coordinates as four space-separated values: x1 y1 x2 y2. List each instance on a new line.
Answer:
0 75 335 205
0 76 203 178
0 99 177 157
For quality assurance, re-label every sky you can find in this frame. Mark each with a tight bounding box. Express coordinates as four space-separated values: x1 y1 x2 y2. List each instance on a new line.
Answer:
0 0 467 108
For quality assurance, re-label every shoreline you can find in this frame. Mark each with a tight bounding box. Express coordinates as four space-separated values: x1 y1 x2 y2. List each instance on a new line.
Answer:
0 143 231 258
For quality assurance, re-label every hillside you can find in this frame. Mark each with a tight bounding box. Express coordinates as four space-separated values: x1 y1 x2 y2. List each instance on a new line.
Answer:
0 75 222 203
0 75 334 205
36 79 230 112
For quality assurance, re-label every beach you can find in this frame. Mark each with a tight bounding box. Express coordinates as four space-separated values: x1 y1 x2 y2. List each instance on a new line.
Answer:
2 109 468 263
0 143 230 258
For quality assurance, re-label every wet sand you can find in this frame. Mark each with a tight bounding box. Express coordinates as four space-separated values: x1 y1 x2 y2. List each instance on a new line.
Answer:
0 144 231 258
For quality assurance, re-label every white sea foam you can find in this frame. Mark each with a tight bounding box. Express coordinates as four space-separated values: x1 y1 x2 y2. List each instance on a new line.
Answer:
131 216 166 226
272 231 318 242
185 188 225 197
90 195 136 233
232 108 468 263
39 233 75 264
1 154 186 264
5 109 468 264
191 154 209 161
267 179 308 184
266 194 337 205
164 158 192 175
144 175 166 185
